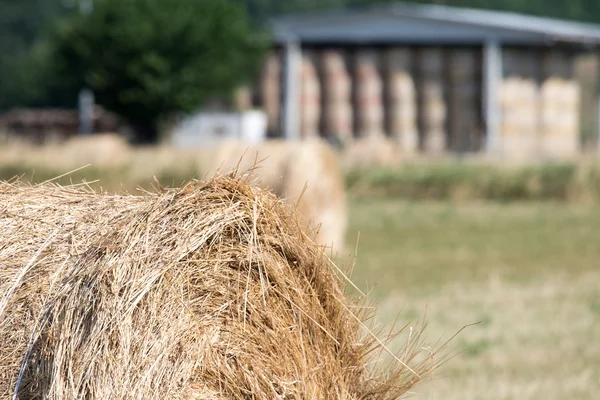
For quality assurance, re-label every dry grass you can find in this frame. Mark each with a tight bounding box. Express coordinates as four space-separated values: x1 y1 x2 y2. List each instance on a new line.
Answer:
0 175 443 399
0 134 203 192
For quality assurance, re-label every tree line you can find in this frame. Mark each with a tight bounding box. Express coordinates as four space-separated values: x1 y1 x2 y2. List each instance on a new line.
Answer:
2 0 599 142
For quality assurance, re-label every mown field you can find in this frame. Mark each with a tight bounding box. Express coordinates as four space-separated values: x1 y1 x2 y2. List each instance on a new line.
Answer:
348 198 600 399
1 150 599 399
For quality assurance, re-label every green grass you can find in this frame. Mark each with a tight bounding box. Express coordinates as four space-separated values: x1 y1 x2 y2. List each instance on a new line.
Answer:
346 198 600 399
346 162 600 203
5 157 600 203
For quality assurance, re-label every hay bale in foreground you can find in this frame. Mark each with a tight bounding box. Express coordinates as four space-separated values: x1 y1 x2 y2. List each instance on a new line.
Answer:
207 138 347 253
0 176 436 399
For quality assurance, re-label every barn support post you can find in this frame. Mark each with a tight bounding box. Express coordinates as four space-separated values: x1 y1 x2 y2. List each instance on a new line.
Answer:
283 38 302 141
484 39 502 155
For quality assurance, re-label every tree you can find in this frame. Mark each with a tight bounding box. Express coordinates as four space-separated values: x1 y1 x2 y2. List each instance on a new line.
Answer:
238 0 600 25
49 0 267 143
0 0 69 110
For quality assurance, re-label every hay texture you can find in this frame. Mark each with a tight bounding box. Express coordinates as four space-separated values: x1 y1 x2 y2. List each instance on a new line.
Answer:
206 138 347 253
0 175 435 399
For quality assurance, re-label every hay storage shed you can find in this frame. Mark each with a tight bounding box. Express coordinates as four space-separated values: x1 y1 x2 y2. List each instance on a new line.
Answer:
253 2 600 160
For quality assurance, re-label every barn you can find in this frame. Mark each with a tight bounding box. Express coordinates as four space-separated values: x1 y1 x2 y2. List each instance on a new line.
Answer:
251 2 600 159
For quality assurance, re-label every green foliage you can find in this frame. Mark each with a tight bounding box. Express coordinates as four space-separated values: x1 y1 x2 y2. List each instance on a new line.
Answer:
0 0 68 110
48 0 267 142
237 0 600 25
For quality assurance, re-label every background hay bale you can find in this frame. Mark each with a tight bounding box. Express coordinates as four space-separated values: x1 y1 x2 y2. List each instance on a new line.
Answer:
0 176 436 399
206 139 347 253
342 136 403 168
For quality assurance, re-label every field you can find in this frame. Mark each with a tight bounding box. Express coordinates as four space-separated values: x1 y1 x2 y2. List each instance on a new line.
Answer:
1 147 599 398
348 198 600 399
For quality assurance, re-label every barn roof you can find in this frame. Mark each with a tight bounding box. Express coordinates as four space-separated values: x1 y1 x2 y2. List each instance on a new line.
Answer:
271 2 600 47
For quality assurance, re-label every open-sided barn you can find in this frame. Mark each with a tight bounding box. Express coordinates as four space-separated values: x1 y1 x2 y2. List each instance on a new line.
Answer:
252 2 600 159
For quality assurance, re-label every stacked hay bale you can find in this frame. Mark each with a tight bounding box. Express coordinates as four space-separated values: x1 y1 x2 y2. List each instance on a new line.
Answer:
385 48 418 155
500 49 540 159
354 49 384 139
417 48 446 154
206 139 347 252
300 51 321 139
321 50 354 142
0 176 437 399
540 50 580 158
446 49 482 152
259 51 282 135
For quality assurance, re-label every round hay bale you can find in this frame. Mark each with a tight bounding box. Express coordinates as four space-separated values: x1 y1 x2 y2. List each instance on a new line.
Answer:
207 139 347 253
0 176 436 399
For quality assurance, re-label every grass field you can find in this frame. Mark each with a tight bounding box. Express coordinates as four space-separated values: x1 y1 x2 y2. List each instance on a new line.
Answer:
346 198 600 399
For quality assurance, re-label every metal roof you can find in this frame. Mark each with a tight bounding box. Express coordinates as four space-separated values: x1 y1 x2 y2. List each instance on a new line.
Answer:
271 2 600 47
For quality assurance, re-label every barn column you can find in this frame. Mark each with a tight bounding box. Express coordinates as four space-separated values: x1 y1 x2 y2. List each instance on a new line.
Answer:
283 39 302 141
483 40 502 155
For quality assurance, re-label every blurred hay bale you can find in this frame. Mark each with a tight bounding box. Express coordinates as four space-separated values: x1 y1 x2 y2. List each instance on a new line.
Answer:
417 48 446 154
342 136 403 168
354 49 384 138
539 77 580 159
0 176 437 399
206 139 347 252
300 51 321 139
385 48 418 154
259 51 282 134
500 77 540 159
321 49 354 141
